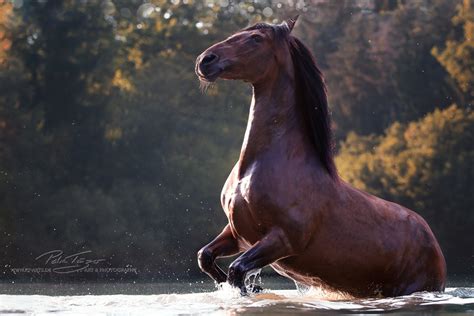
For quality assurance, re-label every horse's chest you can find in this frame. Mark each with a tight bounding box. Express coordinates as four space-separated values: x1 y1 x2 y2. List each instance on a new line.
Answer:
222 166 267 244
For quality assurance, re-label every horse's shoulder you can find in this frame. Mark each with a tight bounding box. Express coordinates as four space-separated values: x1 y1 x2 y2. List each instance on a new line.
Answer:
221 163 238 199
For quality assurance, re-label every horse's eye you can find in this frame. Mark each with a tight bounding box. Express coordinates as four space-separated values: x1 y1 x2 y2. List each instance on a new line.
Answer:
251 34 264 43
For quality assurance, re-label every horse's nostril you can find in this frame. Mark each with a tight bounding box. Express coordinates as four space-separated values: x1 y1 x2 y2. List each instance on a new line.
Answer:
201 53 218 65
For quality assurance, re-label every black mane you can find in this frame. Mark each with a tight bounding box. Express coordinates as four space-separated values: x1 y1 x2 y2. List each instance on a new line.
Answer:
288 36 337 178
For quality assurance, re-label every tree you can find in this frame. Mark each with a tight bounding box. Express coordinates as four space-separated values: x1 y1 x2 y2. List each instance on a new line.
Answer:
432 0 474 102
323 0 458 138
0 0 262 280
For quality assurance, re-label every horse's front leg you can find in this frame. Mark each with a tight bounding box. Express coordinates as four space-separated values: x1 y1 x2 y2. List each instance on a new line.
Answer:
227 227 293 294
197 224 241 284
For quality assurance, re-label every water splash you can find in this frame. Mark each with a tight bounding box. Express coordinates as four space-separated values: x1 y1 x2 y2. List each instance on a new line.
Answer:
215 281 242 300
244 268 262 293
295 280 311 294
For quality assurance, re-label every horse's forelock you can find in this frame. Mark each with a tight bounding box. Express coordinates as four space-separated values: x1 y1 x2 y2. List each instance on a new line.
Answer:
243 22 289 40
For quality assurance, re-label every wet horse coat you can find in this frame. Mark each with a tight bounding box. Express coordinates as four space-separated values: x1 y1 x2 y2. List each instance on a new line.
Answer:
195 17 446 297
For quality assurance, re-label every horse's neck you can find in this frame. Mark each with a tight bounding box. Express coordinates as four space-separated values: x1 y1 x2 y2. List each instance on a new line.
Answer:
238 72 309 175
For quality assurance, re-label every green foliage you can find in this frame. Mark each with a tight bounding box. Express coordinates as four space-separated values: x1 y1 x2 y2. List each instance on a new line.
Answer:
336 105 474 271
0 0 256 278
322 0 458 137
433 0 474 101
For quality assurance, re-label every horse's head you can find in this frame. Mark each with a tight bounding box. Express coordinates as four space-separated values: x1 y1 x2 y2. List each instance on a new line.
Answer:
195 17 299 84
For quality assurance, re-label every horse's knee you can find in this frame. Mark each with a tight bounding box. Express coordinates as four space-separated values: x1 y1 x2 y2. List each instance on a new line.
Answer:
197 247 214 272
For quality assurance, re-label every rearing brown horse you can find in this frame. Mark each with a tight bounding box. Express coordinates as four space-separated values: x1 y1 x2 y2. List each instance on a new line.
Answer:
195 17 446 297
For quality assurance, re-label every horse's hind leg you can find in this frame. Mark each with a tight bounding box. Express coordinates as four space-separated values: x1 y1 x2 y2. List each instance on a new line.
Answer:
197 224 241 284
227 227 293 294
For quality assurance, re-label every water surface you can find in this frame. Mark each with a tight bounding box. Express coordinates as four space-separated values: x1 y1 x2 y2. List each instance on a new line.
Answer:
0 282 473 315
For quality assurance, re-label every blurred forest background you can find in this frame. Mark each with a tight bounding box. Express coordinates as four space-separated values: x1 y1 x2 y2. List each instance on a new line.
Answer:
0 0 472 282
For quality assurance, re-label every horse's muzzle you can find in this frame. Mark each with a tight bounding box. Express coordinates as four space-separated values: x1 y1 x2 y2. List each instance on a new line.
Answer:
196 52 222 82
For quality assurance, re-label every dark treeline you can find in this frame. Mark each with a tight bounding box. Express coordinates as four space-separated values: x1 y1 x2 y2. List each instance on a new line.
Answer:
0 0 472 282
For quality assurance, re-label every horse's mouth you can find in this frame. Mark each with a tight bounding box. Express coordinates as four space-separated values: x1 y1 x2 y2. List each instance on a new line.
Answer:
197 69 222 82
195 61 225 82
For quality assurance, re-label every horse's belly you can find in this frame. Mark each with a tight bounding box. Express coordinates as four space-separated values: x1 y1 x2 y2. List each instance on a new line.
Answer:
270 262 326 288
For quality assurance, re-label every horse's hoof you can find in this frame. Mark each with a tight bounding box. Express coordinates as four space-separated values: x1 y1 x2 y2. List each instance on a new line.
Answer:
251 285 264 293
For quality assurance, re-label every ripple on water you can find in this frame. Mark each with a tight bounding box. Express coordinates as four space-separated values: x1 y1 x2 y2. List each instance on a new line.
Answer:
0 287 473 315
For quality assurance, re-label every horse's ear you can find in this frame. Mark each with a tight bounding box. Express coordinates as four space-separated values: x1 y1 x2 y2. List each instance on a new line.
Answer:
285 15 299 33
